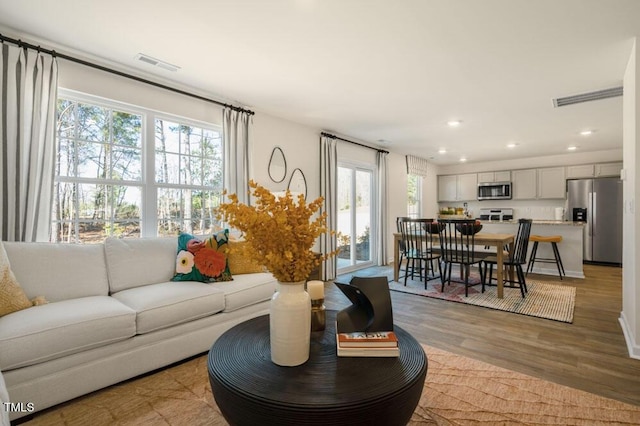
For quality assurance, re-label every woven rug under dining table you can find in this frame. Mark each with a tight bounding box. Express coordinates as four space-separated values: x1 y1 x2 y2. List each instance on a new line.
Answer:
388 267 576 323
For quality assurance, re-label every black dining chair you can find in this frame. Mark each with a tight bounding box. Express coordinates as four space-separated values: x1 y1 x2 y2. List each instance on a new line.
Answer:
481 218 533 298
396 217 411 280
397 218 440 288
437 219 482 297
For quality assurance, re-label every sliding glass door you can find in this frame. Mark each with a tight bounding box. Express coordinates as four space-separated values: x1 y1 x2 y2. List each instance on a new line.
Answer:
337 163 374 273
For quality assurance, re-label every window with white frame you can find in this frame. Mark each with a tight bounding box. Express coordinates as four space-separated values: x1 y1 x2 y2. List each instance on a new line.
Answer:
53 91 223 243
407 174 422 218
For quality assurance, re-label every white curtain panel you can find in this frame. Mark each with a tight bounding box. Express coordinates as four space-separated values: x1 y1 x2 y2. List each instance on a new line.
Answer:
376 151 389 265
319 135 337 281
406 154 429 177
1 43 58 242
223 108 251 205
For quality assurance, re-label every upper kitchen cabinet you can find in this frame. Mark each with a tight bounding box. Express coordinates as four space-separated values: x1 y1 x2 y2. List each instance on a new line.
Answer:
595 162 623 177
512 167 566 200
477 170 511 183
566 162 623 179
458 173 478 200
566 164 595 179
438 173 477 201
537 167 566 199
512 169 537 200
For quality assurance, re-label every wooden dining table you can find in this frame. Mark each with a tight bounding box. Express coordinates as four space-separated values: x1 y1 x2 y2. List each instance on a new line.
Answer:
393 232 515 299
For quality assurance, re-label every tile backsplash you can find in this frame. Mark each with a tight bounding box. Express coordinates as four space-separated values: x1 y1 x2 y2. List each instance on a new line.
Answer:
438 199 567 221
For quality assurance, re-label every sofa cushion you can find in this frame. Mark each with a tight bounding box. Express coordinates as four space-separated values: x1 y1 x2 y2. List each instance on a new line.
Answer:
2 242 110 302
172 231 232 283
0 242 32 317
111 281 225 334
0 296 136 370
212 272 277 312
105 237 177 293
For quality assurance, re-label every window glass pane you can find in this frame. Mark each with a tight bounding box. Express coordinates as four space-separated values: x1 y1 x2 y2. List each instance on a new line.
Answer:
355 170 371 263
156 120 180 153
76 141 105 179
181 155 195 185
113 186 141 220
56 99 76 139
56 138 75 177
77 104 109 142
156 151 180 184
202 157 221 187
78 220 106 244
112 145 142 180
407 174 421 218
78 183 105 220
112 111 142 148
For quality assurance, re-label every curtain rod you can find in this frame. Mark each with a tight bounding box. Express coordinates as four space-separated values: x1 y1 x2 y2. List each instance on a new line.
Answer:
321 132 389 154
0 33 255 116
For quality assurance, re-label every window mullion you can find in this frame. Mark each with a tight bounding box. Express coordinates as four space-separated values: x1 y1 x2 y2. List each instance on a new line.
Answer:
143 113 157 237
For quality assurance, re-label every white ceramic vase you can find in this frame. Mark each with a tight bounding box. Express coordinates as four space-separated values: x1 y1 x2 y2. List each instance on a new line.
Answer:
269 280 311 366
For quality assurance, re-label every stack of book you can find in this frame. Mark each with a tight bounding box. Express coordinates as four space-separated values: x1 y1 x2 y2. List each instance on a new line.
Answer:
336 330 399 357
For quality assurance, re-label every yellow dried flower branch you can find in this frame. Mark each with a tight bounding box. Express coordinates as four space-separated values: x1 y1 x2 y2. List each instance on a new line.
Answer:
216 180 339 282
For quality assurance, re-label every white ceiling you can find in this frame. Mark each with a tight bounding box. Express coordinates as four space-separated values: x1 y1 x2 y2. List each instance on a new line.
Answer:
1 0 639 165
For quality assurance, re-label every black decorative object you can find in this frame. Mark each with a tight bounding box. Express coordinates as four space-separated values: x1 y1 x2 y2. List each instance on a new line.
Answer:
287 167 307 200
334 276 393 334
267 146 287 183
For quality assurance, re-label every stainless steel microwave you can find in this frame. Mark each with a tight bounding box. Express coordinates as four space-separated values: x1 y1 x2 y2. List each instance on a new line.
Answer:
477 182 512 200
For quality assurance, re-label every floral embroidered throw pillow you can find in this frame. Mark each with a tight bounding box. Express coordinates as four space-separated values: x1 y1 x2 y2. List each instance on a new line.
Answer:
171 231 233 282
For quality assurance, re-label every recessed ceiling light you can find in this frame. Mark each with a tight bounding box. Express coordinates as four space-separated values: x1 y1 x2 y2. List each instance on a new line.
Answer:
459 157 467 162
567 146 578 151
580 130 593 136
438 148 447 154
447 120 462 127
506 143 518 149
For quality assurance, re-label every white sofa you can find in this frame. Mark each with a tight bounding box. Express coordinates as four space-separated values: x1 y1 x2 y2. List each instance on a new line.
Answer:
0 237 277 421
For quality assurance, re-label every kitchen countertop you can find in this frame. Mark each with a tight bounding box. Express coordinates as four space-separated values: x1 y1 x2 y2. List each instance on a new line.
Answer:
479 220 585 226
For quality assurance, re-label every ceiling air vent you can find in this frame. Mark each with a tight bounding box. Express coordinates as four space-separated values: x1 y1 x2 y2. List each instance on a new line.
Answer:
134 53 180 72
552 86 623 107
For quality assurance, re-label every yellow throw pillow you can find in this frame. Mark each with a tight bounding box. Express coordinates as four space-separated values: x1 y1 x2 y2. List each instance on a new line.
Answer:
225 241 266 275
0 242 34 317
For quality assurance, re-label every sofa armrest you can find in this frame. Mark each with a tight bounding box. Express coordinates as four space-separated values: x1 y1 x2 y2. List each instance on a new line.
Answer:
0 369 10 426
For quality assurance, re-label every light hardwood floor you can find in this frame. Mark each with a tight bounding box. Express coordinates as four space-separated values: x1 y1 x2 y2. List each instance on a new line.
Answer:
328 263 640 407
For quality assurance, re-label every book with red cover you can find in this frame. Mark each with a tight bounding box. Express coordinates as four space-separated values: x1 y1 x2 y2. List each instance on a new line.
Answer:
337 331 398 348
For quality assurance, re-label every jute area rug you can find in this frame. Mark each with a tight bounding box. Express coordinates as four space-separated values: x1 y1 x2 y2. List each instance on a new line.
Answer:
389 272 576 323
23 345 639 426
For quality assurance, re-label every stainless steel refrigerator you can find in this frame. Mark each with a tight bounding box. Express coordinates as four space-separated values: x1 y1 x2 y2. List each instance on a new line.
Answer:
566 177 623 264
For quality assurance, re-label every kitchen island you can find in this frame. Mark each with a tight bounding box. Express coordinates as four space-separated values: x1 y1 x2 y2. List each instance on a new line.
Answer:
479 220 585 279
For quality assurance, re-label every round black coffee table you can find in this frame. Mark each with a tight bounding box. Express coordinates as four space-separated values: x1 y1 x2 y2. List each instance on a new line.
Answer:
208 310 427 426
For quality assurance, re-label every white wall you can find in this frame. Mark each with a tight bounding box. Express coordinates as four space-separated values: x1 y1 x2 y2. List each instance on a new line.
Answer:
621 38 640 359
58 61 222 125
251 113 320 199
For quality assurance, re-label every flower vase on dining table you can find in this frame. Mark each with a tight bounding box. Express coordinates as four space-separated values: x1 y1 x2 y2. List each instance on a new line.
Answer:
269 280 311 366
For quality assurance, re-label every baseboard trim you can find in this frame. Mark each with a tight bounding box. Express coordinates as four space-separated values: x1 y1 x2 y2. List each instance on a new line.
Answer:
619 311 640 360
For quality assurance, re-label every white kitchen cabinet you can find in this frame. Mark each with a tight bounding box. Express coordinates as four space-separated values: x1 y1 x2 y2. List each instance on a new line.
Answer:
457 173 478 200
512 169 537 200
438 175 458 201
437 173 477 201
595 162 623 177
566 164 595 178
566 162 622 179
477 170 511 183
537 167 566 199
